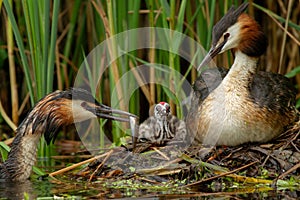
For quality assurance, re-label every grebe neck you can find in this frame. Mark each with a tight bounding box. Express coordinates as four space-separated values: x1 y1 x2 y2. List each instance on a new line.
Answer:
224 50 259 83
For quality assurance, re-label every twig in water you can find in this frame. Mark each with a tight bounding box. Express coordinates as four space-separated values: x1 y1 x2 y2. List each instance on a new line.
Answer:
88 149 114 182
277 162 300 180
49 150 113 178
151 147 170 161
183 161 259 188
136 158 182 174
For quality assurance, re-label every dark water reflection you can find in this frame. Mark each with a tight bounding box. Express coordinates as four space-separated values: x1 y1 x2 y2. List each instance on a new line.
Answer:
0 156 298 199
0 178 299 199
0 180 53 200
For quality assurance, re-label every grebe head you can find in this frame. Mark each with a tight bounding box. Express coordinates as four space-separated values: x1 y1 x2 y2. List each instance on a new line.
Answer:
154 102 171 120
30 88 137 144
198 2 267 70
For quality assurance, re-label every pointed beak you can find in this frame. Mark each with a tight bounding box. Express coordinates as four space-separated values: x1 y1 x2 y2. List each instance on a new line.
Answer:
83 102 140 150
82 102 139 150
197 39 228 71
81 102 138 123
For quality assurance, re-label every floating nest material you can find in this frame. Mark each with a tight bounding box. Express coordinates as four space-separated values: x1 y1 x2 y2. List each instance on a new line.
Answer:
50 122 300 195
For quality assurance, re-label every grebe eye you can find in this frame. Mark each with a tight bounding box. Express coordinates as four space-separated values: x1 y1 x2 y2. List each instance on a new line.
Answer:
81 102 88 108
164 105 170 112
224 33 230 40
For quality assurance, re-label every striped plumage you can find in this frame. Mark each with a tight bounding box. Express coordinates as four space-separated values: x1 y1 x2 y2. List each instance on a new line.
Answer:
0 88 135 181
138 102 186 145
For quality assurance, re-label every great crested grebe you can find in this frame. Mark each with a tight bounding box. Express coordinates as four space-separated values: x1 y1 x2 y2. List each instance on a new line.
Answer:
0 88 135 181
138 102 186 145
186 3 297 146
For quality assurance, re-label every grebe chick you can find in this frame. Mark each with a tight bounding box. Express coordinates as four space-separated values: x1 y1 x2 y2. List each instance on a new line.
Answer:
138 102 186 145
0 88 135 181
186 3 297 146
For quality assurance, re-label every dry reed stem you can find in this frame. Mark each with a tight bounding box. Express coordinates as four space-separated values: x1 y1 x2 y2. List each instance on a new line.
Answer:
148 3 156 106
136 157 182 174
278 0 293 73
88 149 114 182
49 149 114 177
151 147 170 161
0 100 17 131
265 9 300 46
128 60 152 103
6 9 19 124
92 0 125 111
183 161 259 187
277 161 300 180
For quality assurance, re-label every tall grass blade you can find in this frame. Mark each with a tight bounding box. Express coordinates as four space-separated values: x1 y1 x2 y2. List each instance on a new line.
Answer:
46 0 60 93
253 3 300 31
6 0 18 124
206 0 216 49
3 0 34 105
43 0 50 92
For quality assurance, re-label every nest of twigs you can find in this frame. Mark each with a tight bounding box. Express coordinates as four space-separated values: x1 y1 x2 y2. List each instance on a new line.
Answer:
52 122 300 193
69 121 300 191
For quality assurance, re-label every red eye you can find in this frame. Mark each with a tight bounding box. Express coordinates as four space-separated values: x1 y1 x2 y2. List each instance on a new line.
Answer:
165 104 170 112
165 105 170 112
